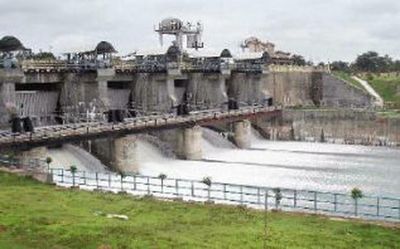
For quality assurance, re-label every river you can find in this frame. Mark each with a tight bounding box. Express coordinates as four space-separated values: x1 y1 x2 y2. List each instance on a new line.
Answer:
49 129 400 198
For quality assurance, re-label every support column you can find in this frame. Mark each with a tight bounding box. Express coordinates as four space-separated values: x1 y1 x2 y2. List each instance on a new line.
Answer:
0 69 23 128
112 135 138 173
17 147 48 170
177 125 202 160
234 120 251 149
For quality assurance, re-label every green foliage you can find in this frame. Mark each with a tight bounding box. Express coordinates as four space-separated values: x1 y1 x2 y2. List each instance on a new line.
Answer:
69 165 77 173
158 173 167 180
354 51 397 73
351 188 363 200
45 157 52 165
291 54 306 66
201 176 212 187
330 61 351 72
362 74 400 109
0 171 399 248
31 52 56 60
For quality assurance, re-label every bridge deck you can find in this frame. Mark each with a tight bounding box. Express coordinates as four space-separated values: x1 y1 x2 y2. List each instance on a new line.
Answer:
0 107 281 150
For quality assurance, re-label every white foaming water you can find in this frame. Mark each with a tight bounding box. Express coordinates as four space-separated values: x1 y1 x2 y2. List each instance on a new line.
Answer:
48 144 107 173
49 129 400 197
139 128 400 197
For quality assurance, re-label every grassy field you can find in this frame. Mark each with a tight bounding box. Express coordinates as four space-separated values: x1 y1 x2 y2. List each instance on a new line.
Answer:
0 171 399 249
360 74 400 109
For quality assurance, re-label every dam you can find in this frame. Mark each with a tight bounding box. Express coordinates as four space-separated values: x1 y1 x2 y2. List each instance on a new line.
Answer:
1 18 399 205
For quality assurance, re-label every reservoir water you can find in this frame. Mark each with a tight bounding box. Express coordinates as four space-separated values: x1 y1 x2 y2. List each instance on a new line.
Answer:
49 129 400 198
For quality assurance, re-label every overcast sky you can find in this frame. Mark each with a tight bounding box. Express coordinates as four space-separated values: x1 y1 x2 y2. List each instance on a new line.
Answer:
0 0 399 62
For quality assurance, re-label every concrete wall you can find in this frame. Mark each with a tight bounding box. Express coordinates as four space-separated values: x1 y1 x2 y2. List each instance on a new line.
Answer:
188 73 228 109
255 109 400 146
0 69 22 128
321 73 374 108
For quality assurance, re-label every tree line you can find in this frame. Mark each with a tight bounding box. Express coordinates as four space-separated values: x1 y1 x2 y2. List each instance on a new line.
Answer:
330 51 400 73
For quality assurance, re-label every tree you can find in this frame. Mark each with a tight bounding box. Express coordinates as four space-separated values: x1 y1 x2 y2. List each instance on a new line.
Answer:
45 157 52 171
330 61 351 72
70 165 77 187
291 54 306 66
354 51 393 73
351 188 363 216
158 173 167 193
31 52 56 60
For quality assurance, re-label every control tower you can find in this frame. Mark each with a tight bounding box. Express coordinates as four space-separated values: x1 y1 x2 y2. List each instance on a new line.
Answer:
155 17 204 51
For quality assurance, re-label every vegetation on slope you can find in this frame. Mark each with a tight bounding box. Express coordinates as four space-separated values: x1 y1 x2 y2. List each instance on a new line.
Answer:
360 73 400 109
0 171 399 249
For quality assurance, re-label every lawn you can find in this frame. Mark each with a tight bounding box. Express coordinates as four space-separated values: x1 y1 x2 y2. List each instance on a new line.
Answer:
0 171 399 249
361 74 400 109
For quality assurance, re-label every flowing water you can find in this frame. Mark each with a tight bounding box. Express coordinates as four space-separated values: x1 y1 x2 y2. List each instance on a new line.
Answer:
49 129 400 197
139 129 400 197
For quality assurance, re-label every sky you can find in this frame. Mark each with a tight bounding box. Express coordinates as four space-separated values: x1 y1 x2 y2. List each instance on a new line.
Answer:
0 0 399 62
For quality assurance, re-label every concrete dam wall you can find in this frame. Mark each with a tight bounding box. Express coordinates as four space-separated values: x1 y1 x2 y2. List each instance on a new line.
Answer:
1 66 375 129
255 109 400 146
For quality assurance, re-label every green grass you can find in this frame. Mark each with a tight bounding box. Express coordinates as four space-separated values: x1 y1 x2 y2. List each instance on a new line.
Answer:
0 171 399 249
361 74 400 109
332 71 365 90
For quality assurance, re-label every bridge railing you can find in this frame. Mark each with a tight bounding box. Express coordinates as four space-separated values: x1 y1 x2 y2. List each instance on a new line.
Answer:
0 106 280 146
50 168 400 222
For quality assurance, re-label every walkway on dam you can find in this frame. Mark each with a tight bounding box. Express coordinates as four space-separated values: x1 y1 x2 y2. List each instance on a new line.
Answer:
0 106 281 150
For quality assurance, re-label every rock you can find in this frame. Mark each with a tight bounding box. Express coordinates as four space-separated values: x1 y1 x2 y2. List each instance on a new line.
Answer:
106 214 129 220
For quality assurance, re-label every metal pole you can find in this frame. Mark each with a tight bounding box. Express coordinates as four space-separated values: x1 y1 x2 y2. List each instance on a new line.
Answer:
108 173 111 188
147 177 150 195
240 186 243 204
376 197 380 217
96 173 99 189
83 171 86 185
175 179 179 196
314 192 317 212
263 190 268 249
257 187 261 205
334 194 337 213
133 175 136 191
191 181 194 197
61 169 64 183
294 190 297 208
223 184 227 200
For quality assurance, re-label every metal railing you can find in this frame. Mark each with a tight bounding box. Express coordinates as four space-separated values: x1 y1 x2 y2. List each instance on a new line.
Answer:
50 168 400 222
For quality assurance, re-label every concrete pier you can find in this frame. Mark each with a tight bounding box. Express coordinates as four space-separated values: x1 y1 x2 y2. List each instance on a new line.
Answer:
112 135 138 173
0 69 23 128
233 120 251 149
17 146 48 169
176 125 203 160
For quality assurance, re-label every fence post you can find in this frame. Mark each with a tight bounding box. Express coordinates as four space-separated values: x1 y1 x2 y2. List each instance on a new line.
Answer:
265 190 268 210
191 181 194 197
147 177 150 195
83 171 86 185
133 175 137 191
257 187 261 205
108 173 111 188
376 197 380 217
240 186 244 204
175 179 179 196
334 194 337 212
223 184 227 200
95 173 99 189
294 190 297 208
61 169 64 183
398 200 400 220
314 192 317 212
120 175 123 191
